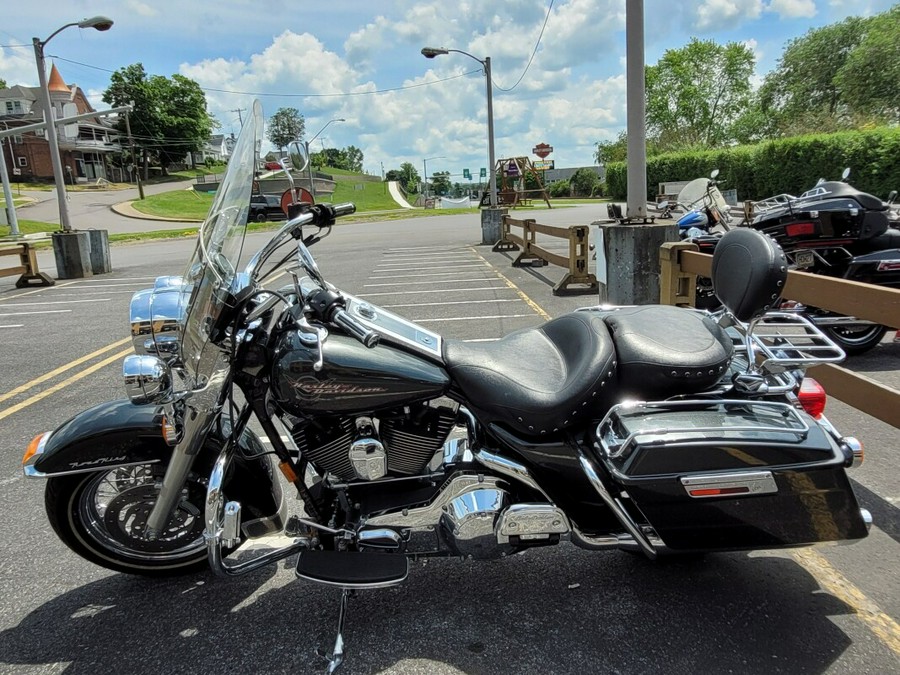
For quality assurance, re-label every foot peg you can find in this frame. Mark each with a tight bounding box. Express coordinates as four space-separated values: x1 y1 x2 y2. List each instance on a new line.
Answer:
296 550 408 588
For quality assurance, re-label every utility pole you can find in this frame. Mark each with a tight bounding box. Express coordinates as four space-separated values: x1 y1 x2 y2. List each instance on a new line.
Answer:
231 108 246 128
124 109 144 200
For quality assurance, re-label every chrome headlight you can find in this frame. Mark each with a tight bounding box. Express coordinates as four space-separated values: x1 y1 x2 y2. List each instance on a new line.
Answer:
130 276 186 363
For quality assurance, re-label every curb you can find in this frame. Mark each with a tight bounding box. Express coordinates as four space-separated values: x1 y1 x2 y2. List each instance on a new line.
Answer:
111 200 202 223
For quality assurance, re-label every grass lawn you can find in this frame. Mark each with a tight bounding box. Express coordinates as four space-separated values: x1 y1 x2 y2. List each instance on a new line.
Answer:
330 177 405 211
2 220 58 236
130 190 214 220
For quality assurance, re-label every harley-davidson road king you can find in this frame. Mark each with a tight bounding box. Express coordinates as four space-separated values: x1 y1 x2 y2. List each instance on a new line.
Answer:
22 102 871 672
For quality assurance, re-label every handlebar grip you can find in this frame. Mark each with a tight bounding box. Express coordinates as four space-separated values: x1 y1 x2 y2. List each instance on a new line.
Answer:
332 203 357 217
333 308 380 348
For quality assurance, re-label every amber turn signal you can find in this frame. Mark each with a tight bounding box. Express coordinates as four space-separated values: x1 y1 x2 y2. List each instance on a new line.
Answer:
22 432 48 465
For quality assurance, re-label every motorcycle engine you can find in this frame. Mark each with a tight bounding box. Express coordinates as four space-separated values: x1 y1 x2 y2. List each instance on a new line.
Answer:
289 401 457 481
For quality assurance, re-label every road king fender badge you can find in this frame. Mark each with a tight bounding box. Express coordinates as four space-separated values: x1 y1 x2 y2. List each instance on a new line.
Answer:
680 471 778 498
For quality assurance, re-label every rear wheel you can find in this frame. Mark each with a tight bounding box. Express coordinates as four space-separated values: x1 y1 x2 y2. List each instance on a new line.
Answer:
46 464 210 576
255 212 267 223
823 324 887 356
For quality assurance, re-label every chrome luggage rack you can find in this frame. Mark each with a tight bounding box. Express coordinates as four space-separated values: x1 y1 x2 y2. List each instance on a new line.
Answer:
729 311 845 376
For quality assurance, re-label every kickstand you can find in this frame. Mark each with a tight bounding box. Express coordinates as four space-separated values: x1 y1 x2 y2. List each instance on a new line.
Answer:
317 588 354 673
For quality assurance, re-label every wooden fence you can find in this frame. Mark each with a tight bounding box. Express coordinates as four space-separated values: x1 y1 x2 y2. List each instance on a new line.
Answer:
492 216 598 295
0 237 54 287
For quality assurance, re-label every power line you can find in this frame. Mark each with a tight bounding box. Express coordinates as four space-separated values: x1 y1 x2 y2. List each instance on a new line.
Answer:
493 0 555 92
45 54 481 97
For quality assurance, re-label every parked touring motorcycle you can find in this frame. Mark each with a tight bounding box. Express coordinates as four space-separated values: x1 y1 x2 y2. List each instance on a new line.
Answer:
674 170 899 353
746 169 900 353
23 103 872 672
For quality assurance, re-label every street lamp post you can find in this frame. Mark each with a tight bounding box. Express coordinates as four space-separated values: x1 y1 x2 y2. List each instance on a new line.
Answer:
33 16 114 233
421 47 496 209
422 156 445 199
305 118 345 199
422 46 501 244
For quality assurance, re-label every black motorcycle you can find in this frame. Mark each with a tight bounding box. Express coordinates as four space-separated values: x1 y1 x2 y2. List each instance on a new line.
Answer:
746 169 900 353
22 102 871 672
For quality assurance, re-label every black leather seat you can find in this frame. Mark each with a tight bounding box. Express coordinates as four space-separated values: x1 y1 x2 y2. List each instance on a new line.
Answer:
601 305 733 399
443 312 618 437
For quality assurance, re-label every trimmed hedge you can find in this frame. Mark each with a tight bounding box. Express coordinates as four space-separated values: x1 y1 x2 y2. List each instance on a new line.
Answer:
605 127 900 202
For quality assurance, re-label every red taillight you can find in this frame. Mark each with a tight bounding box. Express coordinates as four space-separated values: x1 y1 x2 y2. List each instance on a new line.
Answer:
798 377 827 418
785 221 816 237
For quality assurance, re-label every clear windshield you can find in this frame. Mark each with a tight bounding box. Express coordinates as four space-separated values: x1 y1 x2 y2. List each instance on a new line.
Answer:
178 100 264 384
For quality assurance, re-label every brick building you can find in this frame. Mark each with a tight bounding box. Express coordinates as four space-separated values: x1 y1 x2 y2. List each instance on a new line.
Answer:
0 64 122 183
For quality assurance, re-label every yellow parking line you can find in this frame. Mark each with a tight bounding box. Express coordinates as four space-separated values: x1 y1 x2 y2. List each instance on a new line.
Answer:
0 346 133 422
467 247 551 321
792 543 900 656
0 337 132 404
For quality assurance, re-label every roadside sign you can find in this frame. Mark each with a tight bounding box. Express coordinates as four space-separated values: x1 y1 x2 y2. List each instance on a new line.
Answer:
506 160 519 177
533 143 553 158
533 160 554 170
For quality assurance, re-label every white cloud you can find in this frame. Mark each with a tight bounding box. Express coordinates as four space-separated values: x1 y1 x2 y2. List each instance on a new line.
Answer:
125 0 158 18
767 0 816 18
695 0 764 30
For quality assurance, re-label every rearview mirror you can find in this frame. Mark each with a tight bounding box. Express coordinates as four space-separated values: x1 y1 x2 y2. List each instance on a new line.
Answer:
289 141 309 173
710 169 720 180
841 167 851 182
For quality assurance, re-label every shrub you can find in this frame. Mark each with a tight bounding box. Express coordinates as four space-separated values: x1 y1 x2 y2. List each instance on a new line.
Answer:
604 127 900 201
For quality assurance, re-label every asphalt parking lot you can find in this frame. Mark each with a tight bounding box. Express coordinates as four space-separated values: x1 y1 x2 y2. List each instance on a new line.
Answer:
0 210 898 674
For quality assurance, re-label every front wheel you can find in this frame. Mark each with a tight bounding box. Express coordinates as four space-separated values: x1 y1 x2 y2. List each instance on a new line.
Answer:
45 464 210 576
823 324 888 356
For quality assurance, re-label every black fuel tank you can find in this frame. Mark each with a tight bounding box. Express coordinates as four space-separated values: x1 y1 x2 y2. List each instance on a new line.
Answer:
271 332 450 415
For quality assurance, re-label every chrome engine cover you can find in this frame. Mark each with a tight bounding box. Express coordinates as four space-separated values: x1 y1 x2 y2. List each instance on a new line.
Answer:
440 487 512 559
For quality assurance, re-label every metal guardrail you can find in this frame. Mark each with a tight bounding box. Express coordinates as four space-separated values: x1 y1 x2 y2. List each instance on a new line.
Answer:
0 234 55 287
493 216 598 295
659 242 900 430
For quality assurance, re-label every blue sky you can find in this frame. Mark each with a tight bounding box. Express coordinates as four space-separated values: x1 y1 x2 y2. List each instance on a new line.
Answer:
0 1 893 178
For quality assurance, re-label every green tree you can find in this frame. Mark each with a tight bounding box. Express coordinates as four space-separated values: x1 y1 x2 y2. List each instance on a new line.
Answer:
548 179 571 198
569 168 600 197
431 171 452 196
103 63 215 176
344 145 364 173
646 38 755 150
835 6 900 123
759 15 871 134
0 78 7 90
395 162 420 194
267 108 305 152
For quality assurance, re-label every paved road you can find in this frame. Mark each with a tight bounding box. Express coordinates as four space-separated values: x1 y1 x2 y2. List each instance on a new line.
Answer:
0 210 898 674
10 179 199 232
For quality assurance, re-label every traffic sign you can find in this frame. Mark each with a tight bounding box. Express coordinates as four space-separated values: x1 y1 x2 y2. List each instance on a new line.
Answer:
463 168 471 179
479 168 486 178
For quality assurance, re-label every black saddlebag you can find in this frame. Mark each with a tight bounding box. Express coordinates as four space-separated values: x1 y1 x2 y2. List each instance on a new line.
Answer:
594 400 868 551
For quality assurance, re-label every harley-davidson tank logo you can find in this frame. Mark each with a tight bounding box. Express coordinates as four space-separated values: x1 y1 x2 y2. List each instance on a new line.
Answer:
294 377 389 399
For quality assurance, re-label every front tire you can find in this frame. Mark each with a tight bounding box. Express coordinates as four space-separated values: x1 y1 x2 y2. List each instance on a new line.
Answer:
823 324 887 356
45 464 210 576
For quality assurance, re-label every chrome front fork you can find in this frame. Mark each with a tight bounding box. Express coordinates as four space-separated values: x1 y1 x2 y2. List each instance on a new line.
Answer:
144 400 219 538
